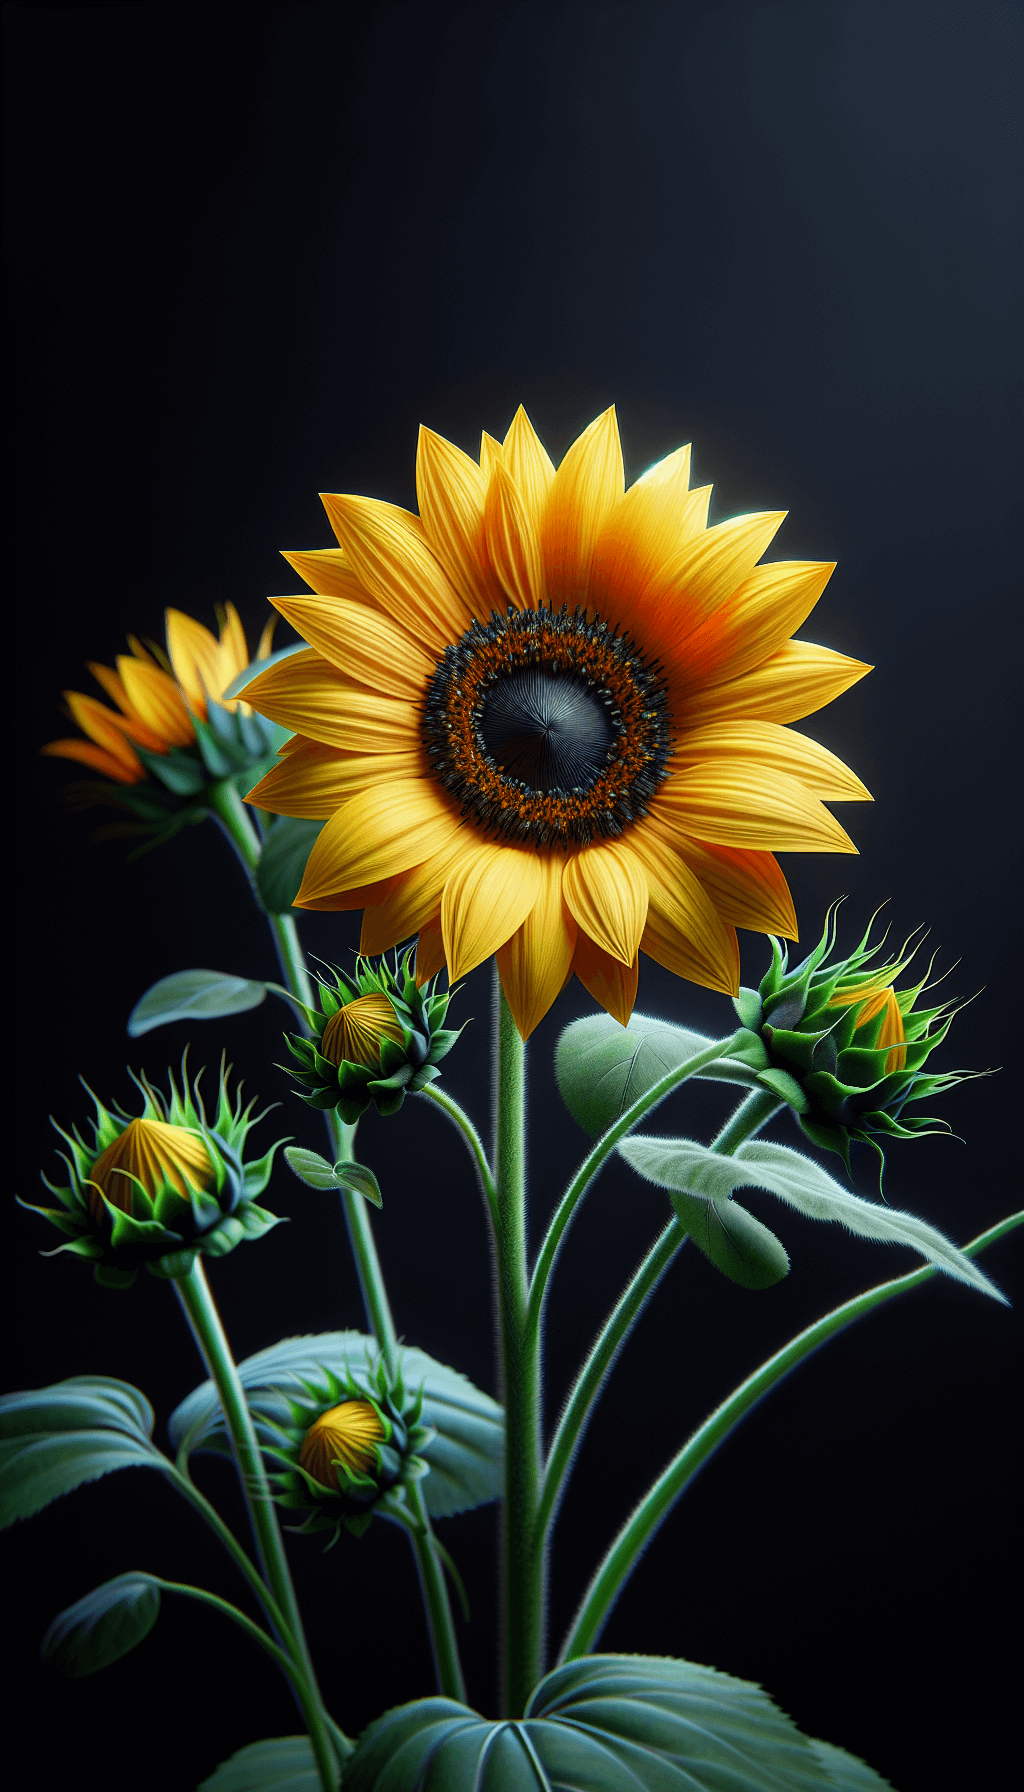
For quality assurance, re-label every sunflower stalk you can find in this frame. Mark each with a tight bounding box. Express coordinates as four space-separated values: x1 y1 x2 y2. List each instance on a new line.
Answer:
173 1261 341 1789
557 1210 1024 1664
205 778 466 1704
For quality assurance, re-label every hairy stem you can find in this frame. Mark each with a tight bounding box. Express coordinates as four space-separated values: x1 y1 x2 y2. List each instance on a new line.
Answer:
419 1083 500 1234
558 1208 1024 1663
493 970 542 1715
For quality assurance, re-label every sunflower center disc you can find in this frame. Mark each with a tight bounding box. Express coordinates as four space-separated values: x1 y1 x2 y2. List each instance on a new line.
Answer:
479 668 613 792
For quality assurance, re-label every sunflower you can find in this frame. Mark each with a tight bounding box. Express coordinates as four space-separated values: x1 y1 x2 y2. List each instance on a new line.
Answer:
244 408 871 1038
42 604 275 784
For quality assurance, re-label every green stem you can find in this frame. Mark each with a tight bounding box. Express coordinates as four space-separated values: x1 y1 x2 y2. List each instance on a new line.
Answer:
210 777 464 1701
152 1578 341 1785
166 1458 299 1651
493 970 542 1715
536 1082 778 1563
526 1039 742 1344
419 1083 500 1234
173 1264 323 1700
558 1208 1024 1664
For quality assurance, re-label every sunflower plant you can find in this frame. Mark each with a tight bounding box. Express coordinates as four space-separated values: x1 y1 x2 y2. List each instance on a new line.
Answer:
7 406 1020 1792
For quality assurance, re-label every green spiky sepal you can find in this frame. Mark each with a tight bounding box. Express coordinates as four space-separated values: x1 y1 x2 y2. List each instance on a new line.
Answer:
21 1055 287 1288
264 1355 435 1542
284 952 463 1123
729 910 970 1176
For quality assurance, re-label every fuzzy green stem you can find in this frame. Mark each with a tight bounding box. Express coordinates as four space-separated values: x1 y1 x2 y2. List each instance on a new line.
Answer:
710 1087 782 1155
527 1039 742 1344
152 1578 341 1784
420 1083 500 1234
167 1459 299 1651
493 970 542 1715
558 1208 1024 1663
174 1262 337 1784
210 778 464 1700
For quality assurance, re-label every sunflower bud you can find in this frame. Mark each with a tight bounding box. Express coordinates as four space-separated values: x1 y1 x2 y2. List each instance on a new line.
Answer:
731 908 974 1175
22 1055 286 1288
284 952 462 1123
267 1357 434 1541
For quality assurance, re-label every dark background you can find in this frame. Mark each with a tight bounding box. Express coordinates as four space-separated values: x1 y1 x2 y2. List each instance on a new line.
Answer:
4 3 1021 1787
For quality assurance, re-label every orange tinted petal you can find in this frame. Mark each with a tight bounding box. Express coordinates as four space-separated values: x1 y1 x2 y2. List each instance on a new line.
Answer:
572 931 639 1027
562 838 649 966
165 609 224 719
415 914 447 985
672 560 834 691
651 512 788 660
496 852 577 1039
590 443 699 624
41 736 143 783
117 657 195 746
540 407 624 606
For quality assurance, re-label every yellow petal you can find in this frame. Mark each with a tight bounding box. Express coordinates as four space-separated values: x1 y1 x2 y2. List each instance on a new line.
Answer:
320 493 471 655
875 988 908 1072
501 406 556 530
241 650 419 752
257 615 278 659
540 407 624 605
671 720 871 801
165 609 224 719
219 602 250 681
590 444 700 619
657 764 858 854
652 512 789 659
441 842 544 980
416 426 500 620
641 908 740 998
297 781 461 903
281 547 368 601
573 931 638 1027
672 560 834 691
496 853 577 1039
41 736 143 783
86 663 169 751
629 827 741 992
681 640 873 727
562 838 649 966
484 461 547 610
116 657 195 746
479 432 504 479
648 825 798 939
358 835 468 953
270 595 433 700
246 743 424 818
415 914 447 985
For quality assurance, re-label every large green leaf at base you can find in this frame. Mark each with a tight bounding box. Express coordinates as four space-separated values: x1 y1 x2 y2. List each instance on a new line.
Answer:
343 1654 889 1790
556 1012 758 1138
0 1377 168 1528
199 1736 321 1791
167 1332 503 1519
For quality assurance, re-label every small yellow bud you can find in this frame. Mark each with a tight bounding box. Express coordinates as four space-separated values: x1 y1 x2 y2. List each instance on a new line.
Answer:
298 1401 385 1489
829 976 907 1074
87 1117 212 1218
321 994 404 1069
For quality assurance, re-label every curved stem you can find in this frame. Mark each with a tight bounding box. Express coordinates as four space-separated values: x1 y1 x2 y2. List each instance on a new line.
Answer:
419 1083 499 1234
558 1208 1024 1664
166 1459 298 1651
526 1040 740 1344
152 1578 342 1785
536 1083 779 1557
493 972 542 1715
210 780 464 1701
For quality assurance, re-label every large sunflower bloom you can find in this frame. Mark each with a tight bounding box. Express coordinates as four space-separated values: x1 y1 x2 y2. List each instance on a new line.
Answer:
43 604 273 784
244 408 871 1038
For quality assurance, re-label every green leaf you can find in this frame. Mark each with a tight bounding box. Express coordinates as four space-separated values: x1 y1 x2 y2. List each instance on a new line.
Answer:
0 1377 167 1528
284 1146 342 1190
343 1654 837 1790
136 746 209 795
198 1736 321 1791
809 1738 895 1790
668 1187 790 1289
618 1136 1006 1302
555 1011 755 1138
334 1162 383 1208
41 1572 160 1676
127 968 267 1037
256 817 325 914
168 1333 503 1519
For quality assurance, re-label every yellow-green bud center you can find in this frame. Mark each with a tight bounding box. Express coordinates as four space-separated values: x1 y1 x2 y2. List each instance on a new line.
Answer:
87 1117 213 1218
321 994 404 1069
298 1400 385 1489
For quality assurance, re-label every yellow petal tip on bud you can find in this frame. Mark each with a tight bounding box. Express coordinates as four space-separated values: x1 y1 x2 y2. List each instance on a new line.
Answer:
320 994 404 1069
87 1117 212 1217
298 1401 385 1489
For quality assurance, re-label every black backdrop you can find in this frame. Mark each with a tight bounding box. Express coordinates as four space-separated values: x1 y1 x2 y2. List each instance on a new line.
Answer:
5 4 1021 1788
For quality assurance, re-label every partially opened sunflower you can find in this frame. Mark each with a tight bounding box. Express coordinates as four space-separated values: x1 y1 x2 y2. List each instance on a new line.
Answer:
244 408 871 1038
